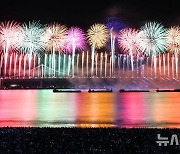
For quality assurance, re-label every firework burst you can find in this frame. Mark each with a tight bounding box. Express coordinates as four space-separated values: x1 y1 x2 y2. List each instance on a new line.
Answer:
106 17 127 38
66 27 86 53
20 21 44 54
0 21 23 52
105 17 127 50
105 17 127 75
166 26 180 54
0 21 23 75
118 28 140 55
138 21 166 56
66 27 86 77
87 23 108 76
41 23 68 53
118 28 140 71
20 21 45 76
87 23 108 49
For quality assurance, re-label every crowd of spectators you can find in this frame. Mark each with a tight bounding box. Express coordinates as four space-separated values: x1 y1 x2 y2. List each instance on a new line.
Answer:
0 127 180 153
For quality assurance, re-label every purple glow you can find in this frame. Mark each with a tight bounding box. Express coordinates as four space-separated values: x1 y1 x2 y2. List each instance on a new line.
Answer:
66 27 86 53
105 17 127 50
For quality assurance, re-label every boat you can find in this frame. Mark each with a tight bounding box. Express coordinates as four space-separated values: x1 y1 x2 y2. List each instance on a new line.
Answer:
156 89 180 92
53 89 81 93
174 89 180 92
88 89 113 92
119 89 149 92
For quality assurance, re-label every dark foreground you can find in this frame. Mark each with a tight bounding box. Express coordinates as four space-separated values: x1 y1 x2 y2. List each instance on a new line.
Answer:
1 127 180 153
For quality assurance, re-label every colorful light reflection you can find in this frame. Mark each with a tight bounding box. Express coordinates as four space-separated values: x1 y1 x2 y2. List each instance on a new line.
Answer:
0 90 180 128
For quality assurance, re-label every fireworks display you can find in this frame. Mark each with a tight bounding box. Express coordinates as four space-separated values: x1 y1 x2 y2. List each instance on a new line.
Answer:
20 21 44 54
41 23 68 53
105 17 127 49
0 20 177 57
0 21 23 52
66 27 86 53
87 23 108 49
66 27 86 77
166 26 180 54
105 17 127 75
0 19 179 79
138 22 166 56
0 21 23 75
118 28 140 55
106 17 127 38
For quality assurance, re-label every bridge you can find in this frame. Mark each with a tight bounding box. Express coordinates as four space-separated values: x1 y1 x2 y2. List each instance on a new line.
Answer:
1 75 180 90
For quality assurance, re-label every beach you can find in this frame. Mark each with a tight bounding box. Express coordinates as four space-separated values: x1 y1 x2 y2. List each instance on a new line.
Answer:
1 127 180 153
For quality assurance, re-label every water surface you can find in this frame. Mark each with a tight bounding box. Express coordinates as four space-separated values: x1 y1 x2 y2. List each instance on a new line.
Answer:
0 90 180 128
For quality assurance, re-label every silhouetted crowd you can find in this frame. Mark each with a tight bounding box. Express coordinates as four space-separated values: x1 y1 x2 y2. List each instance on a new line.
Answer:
1 127 180 153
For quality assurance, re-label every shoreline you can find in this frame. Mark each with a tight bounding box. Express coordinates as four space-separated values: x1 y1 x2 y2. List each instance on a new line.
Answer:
1 88 180 93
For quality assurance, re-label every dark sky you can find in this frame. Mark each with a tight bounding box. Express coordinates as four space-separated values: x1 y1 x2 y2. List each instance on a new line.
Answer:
0 0 179 29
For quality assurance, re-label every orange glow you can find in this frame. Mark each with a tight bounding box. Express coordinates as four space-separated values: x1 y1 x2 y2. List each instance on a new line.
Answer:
152 92 180 128
76 92 114 128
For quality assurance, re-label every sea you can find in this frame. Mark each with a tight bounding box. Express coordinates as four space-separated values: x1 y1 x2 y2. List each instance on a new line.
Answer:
0 90 180 128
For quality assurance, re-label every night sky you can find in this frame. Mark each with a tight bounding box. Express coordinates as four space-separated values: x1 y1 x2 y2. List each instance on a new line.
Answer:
0 0 179 29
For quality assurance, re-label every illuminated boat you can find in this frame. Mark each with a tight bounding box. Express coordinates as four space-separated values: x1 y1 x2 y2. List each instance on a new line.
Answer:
53 89 81 93
88 89 113 92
